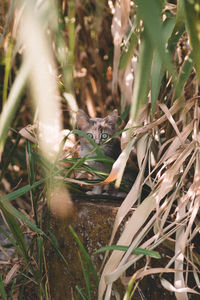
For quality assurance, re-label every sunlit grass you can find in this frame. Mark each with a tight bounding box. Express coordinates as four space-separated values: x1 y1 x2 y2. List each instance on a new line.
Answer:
0 0 200 299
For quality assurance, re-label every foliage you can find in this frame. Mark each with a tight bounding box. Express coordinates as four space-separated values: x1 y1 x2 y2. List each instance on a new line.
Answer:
1 0 200 299
98 1 200 299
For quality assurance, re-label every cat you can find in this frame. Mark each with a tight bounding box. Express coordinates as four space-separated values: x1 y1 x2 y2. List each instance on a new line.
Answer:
76 109 121 194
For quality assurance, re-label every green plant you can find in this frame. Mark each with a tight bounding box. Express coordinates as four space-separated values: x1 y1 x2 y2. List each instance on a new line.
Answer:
98 1 200 299
1 0 200 299
69 225 99 300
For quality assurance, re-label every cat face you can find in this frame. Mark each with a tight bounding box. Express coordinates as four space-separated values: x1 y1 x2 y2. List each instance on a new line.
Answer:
76 110 118 145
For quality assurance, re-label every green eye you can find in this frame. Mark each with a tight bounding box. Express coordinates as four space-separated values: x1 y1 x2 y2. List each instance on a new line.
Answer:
87 133 93 139
101 133 109 139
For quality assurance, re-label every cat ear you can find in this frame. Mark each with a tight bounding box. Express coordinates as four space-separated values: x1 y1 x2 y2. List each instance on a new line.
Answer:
76 110 90 129
105 109 118 126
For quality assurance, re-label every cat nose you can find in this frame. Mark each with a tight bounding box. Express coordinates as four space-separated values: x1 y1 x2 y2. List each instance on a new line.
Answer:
96 139 101 145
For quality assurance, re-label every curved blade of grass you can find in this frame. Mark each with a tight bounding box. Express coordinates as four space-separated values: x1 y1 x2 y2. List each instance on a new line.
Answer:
119 15 139 70
161 277 200 295
151 51 163 116
9 277 17 300
0 200 44 235
0 274 7 300
78 252 92 300
103 148 149 269
124 274 138 300
75 285 88 300
183 0 200 83
37 237 43 281
0 179 45 204
168 0 185 53
151 16 175 115
0 205 28 261
173 52 193 100
26 140 38 225
102 136 135 187
130 30 153 120
135 0 175 77
100 142 189 297
0 61 30 160
27 141 36 185
48 231 68 265
66 129 111 178
69 225 98 286
72 129 104 157
0 225 20 252
94 245 161 259
168 23 185 54
99 192 157 300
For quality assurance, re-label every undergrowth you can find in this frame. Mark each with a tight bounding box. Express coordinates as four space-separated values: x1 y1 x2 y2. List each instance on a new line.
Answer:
1 0 200 299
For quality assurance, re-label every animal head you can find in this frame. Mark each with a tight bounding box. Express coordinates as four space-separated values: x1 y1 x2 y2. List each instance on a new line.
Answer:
76 110 118 145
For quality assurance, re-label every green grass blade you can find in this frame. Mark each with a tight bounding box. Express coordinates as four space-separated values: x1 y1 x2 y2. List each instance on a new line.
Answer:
37 237 43 281
65 129 108 177
0 61 30 158
26 141 36 185
124 275 138 300
151 51 163 116
75 285 88 300
183 0 200 84
0 205 28 261
44 280 50 300
9 277 17 300
18 279 25 300
0 225 18 249
72 129 104 157
151 16 176 114
47 231 68 265
119 29 138 70
0 179 45 204
3 36 13 106
94 245 161 259
78 252 92 300
69 226 99 285
0 274 7 300
26 140 38 225
174 52 193 100
135 0 175 77
0 201 44 235
168 0 185 53
130 31 153 120
0 178 46 234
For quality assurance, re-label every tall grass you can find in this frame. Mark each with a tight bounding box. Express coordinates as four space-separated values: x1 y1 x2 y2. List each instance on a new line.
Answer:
0 0 200 299
0 0 73 298
99 1 200 299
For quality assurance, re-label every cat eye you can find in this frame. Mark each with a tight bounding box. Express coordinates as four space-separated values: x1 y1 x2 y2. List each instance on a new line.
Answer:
87 133 93 139
101 133 109 139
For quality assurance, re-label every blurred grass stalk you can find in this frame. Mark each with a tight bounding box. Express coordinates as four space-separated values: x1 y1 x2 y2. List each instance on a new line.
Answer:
16 0 72 217
63 0 78 127
19 0 62 162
